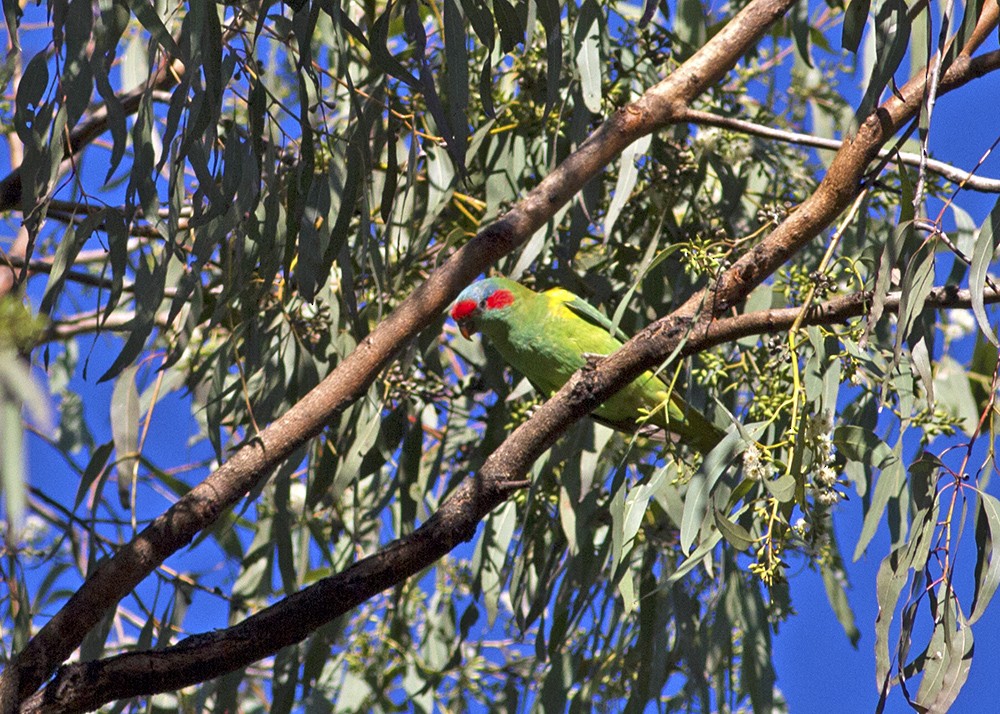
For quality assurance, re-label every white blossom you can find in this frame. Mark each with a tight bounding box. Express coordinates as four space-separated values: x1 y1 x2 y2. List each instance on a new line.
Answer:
816 489 842 507
743 443 769 481
814 465 838 488
806 411 833 442
943 309 976 341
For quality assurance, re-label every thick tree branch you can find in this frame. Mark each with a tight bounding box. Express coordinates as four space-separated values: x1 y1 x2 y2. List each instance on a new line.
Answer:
0 0 800 707
23 278 999 713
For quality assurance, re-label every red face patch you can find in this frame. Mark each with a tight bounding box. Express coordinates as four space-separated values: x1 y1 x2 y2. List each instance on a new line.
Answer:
451 299 478 321
485 289 514 310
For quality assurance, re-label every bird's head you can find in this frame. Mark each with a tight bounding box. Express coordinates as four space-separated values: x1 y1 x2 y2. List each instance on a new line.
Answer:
450 278 517 339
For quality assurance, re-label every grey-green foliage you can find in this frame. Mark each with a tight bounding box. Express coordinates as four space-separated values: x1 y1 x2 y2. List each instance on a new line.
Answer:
1 0 999 711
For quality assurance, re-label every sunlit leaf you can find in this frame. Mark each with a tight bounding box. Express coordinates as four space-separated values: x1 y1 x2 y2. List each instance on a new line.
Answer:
971 492 1000 624
605 135 651 243
574 0 602 113
110 365 140 510
969 196 1000 346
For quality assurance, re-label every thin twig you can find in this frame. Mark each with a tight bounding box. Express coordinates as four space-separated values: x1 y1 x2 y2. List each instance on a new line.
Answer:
681 108 1000 192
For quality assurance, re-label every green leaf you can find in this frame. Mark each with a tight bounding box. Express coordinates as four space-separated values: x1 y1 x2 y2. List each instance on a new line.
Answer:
842 0 871 54
2 0 21 50
969 196 1000 346
789 0 812 67
604 134 651 243
822 558 861 647
855 457 904 561
444 0 469 161
98 248 168 382
473 500 516 625
874 503 937 685
674 0 707 55
127 0 180 56
680 428 742 553
494 0 524 51
864 222 908 346
668 515 721 579
92 56 128 184
912 593 974 712
933 355 980 436
0 387 26 529
39 209 107 316
61 0 95 128
856 0 910 122
75 441 115 511
619 469 667 569
540 651 571 712
763 471 796 502
969 334 1000 431
713 507 753 551
111 365 140 510
732 572 775 713
79 607 115 662
460 0 494 50
368 3 419 90
574 0 602 113
970 492 1000 624
13 51 49 143
536 0 562 112
894 241 936 358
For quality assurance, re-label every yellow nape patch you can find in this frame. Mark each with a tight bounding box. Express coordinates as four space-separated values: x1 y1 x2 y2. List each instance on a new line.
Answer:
543 288 576 304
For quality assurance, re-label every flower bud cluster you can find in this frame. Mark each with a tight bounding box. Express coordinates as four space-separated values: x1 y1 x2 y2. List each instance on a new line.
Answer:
806 411 842 507
742 442 772 482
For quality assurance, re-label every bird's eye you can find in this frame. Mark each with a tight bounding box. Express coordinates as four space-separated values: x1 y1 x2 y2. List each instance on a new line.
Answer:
479 299 487 307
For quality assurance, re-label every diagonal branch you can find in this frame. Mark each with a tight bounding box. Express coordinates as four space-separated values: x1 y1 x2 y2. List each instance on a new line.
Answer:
0 0 801 706
23 278 1000 713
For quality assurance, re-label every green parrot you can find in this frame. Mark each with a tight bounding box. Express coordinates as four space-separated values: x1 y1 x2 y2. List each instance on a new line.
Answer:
450 276 724 453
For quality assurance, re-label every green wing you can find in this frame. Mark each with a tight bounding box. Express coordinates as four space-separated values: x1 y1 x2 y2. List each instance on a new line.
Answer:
544 288 630 342
542 288 726 453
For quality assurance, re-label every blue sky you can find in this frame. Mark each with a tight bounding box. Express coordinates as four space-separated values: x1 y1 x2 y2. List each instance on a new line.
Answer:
771 22 1000 711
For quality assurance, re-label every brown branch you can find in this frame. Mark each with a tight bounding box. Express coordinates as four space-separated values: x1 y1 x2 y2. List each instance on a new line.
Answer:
0 0 801 707
678 57 1000 322
706 285 1000 341
22 282 1000 713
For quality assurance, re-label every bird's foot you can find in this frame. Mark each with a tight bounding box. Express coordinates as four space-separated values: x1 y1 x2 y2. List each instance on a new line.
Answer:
581 352 604 371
